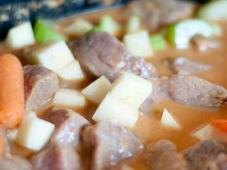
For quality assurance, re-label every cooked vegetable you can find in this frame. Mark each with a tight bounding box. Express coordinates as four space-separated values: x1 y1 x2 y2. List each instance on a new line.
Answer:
6 22 35 49
123 30 153 57
0 128 3 156
198 0 227 20
126 16 141 33
150 34 167 51
0 54 24 128
34 19 65 43
92 15 121 35
55 60 85 82
27 41 75 72
167 19 214 49
212 119 227 133
93 72 152 127
52 89 86 108
161 109 180 129
82 76 112 104
16 117 55 151
192 124 213 141
65 19 93 36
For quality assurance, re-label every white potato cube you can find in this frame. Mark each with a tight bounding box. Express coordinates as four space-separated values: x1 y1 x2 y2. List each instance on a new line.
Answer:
56 60 85 81
161 109 181 129
65 19 93 36
52 89 86 108
123 30 153 57
93 95 139 128
6 22 35 49
109 72 152 109
29 41 74 72
16 117 55 151
191 124 213 140
82 76 111 104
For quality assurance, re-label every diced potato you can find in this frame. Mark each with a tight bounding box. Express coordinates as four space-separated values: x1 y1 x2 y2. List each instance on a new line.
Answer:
16 117 55 151
191 124 213 140
27 41 74 72
6 22 35 49
92 94 139 128
92 72 152 128
65 19 93 36
52 89 86 108
109 72 152 109
82 76 111 104
123 30 153 57
161 109 180 129
98 15 121 35
56 60 85 82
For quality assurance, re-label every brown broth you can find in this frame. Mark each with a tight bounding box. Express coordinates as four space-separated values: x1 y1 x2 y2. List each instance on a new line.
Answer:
1 6 227 170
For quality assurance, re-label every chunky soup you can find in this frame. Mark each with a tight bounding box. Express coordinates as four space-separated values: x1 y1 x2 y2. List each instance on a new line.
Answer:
1 0 227 170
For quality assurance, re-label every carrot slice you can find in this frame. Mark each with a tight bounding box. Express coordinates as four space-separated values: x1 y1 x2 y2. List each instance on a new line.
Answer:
0 128 3 156
0 54 24 128
212 119 227 133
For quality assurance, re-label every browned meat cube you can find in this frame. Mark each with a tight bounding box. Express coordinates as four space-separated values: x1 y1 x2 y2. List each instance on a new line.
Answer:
82 121 143 170
69 32 156 81
183 140 227 170
141 74 227 113
168 74 227 107
31 144 81 170
41 108 89 147
126 0 195 31
0 154 32 170
145 140 187 170
24 65 59 111
170 57 212 75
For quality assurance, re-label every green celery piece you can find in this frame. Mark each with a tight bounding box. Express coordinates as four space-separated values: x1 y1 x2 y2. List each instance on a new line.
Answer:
150 34 167 51
126 16 140 33
166 19 214 49
34 19 65 43
90 15 120 34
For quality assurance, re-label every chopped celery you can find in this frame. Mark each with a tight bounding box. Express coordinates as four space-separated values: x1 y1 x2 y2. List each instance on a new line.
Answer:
65 19 93 36
92 15 121 35
150 34 167 51
198 0 227 20
34 19 65 43
166 19 214 49
126 16 141 33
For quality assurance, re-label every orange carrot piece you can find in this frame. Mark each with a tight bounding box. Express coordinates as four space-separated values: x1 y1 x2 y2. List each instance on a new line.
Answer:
0 54 24 128
212 119 227 133
0 128 3 156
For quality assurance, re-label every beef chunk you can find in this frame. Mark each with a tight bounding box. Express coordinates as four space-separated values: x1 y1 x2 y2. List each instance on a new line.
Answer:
126 0 195 31
191 35 219 52
41 108 89 147
141 75 227 113
171 57 212 74
82 121 143 170
24 65 59 111
145 140 187 170
168 74 227 107
69 32 156 81
183 140 227 170
0 154 32 170
31 144 81 170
